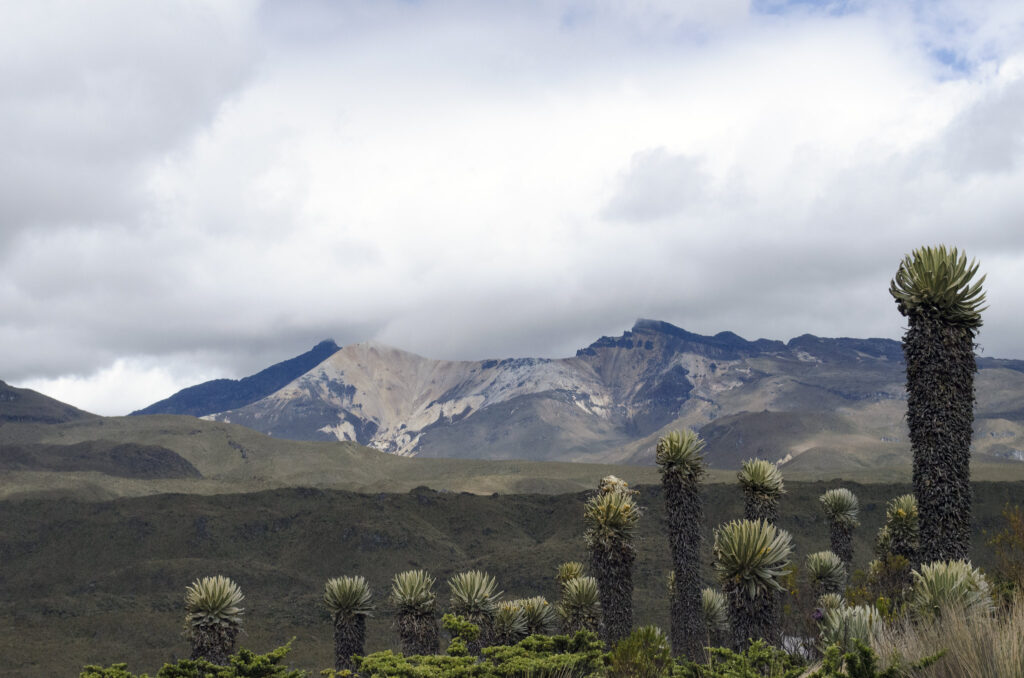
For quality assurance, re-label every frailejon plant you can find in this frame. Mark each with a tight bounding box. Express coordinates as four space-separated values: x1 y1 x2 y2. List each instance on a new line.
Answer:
867 495 919 606
807 551 846 599
890 245 986 563
909 559 994 621
517 596 558 636
491 600 528 647
390 569 440 655
558 575 601 635
656 428 708 660
556 561 585 588
447 569 502 653
818 603 882 654
323 575 373 672
183 575 244 665
874 495 919 564
738 459 785 524
584 476 641 646
820 489 859 577
701 587 730 650
713 519 794 649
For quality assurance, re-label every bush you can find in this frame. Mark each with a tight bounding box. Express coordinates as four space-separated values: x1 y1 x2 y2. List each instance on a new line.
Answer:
676 639 805 678
81 644 305 678
352 630 605 678
605 626 673 678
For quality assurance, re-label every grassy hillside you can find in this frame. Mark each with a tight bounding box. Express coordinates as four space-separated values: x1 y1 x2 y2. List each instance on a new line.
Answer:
2 481 1022 675
5 412 1024 502
0 414 670 500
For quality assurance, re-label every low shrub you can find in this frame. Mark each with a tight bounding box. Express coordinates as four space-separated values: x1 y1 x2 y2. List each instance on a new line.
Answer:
81 644 305 678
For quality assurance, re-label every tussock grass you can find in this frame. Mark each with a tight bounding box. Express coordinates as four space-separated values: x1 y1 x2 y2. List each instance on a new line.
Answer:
870 593 1024 678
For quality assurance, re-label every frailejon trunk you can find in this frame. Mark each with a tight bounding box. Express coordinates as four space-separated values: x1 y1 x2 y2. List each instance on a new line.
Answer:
189 624 237 665
904 314 976 563
333 615 365 672
725 585 778 650
744 495 778 525
590 540 635 646
396 611 439 655
562 609 600 635
830 523 854 578
663 471 705 660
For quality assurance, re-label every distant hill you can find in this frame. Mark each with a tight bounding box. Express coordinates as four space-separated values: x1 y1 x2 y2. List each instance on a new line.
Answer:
131 339 340 416
139 320 1024 469
0 440 200 479
0 379 96 424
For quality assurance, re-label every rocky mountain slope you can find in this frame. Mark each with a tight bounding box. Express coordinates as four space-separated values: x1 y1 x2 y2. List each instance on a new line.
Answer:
132 339 340 416
145 320 1024 467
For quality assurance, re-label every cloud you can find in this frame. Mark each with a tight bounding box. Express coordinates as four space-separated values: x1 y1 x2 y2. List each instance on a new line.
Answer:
603 149 711 222
3 0 1024 414
0 0 257 240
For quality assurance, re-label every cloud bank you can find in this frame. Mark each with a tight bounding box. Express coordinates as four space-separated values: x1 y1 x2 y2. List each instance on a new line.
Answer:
3 0 1023 414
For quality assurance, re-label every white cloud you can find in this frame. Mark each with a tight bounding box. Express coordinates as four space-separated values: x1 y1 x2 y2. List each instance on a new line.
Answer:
3 0 1024 414
20 358 219 417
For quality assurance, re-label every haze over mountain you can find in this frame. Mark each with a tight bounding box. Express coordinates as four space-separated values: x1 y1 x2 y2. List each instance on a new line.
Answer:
138 320 1024 468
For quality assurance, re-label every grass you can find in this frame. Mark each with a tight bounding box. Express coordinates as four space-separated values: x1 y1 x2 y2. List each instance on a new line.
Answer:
868 594 1024 678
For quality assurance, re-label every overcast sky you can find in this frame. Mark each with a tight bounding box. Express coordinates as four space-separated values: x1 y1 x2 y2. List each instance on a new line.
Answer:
3 0 1023 416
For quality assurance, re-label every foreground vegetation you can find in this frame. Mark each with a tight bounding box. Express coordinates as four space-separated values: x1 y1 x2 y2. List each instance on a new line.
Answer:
3 480 1022 675
76 484 1024 677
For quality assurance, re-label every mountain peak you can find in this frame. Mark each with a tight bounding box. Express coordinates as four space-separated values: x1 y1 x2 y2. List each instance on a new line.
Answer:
132 339 341 417
312 339 340 352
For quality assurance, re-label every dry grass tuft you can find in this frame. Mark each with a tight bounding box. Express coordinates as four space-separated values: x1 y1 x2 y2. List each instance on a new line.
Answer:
870 592 1024 678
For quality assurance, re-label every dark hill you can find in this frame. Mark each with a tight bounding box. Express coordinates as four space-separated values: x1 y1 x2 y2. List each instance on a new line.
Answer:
0 440 201 479
131 339 340 417
0 380 96 424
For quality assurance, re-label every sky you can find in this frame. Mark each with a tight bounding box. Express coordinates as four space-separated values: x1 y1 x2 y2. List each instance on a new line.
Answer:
2 0 1024 416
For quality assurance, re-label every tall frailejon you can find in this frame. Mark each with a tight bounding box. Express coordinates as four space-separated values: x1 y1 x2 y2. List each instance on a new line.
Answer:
656 429 707 660
890 245 986 563
324 575 374 672
584 475 641 645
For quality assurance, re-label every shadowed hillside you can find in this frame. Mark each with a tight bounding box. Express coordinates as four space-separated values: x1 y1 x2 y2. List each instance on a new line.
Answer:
0 380 96 424
1 481 1021 675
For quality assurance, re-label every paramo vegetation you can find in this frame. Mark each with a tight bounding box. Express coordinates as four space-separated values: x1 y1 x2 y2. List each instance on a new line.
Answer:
81 249 1024 677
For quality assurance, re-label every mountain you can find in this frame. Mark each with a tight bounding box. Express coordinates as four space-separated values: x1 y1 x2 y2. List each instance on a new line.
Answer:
131 339 340 416
145 320 1024 467
0 379 96 424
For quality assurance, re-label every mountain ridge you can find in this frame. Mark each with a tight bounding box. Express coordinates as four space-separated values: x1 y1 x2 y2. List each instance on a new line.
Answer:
133 319 1024 467
131 339 340 416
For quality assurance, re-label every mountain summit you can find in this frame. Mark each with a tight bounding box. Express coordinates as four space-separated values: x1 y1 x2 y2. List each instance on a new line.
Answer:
132 339 340 417
135 320 1024 467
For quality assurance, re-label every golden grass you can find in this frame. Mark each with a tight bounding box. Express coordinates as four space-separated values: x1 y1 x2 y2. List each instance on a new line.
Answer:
869 593 1024 678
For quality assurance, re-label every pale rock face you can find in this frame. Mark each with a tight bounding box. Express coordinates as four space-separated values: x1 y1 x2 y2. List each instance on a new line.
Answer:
200 320 1024 466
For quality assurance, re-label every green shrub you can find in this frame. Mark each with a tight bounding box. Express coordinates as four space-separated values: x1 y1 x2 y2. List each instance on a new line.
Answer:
676 639 805 677
807 641 942 678
605 626 673 678
81 645 305 678
352 630 605 678
483 631 606 677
